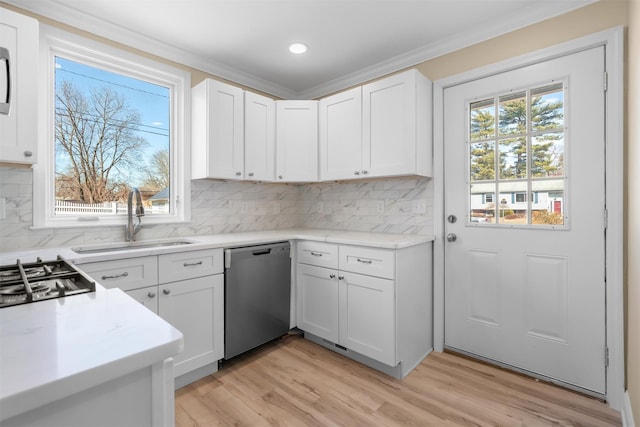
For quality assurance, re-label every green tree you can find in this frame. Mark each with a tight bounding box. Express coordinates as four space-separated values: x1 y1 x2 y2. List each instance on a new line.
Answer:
470 108 495 181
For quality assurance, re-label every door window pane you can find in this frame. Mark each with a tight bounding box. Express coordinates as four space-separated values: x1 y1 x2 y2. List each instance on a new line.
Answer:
497 182 527 224
531 83 564 132
499 137 527 179
470 99 495 141
532 132 564 177
470 141 495 181
499 92 526 136
532 179 565 225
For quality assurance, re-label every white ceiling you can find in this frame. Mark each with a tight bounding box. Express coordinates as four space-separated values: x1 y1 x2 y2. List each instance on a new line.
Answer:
6 0 596 99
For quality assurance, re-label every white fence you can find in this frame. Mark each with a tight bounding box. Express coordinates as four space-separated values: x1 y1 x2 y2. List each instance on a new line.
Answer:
55 200 128 215
55 200 167 215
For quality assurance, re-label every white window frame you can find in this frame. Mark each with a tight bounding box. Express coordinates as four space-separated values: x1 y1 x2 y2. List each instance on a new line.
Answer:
33 24 191 229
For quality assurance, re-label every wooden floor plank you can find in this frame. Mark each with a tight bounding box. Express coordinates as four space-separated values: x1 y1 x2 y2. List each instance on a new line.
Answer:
175 335 621 426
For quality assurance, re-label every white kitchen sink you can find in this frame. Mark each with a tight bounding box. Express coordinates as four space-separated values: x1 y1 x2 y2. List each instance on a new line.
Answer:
71 239 197 254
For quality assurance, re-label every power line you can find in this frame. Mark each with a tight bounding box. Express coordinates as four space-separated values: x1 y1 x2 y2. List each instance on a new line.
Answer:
55 109 170 138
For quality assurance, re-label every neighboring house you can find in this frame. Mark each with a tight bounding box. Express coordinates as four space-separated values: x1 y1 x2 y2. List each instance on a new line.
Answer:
470 181 564 219
149 187 170 213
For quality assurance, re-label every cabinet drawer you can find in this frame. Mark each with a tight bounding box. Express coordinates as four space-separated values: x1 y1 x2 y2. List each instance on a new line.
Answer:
296 241 338 269
79 256 158 291
158 249 223 283
338 245 395 279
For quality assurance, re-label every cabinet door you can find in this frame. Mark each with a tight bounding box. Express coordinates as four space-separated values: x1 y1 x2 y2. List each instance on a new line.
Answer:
244 91 275 181
275 100 318 182
127 285 159 315
362 70 418 178
0 8 38 164
339 271 396 366
319 87 363 180
159 274 224 377
296 263 339 343
192 79 244 180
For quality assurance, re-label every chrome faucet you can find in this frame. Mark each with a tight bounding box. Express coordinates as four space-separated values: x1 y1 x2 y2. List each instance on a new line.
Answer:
125 187 145 241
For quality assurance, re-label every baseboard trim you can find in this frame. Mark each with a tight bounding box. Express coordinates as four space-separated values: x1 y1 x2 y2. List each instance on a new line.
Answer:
622 391 637 427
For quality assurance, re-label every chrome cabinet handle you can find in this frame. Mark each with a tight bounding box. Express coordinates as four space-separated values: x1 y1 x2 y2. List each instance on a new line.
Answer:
354 171 360 175
163 289 171 295
338 275 344 280
183 261 203 267
248 172 254 177
356 258 372 264
235 171 242 176
24 151 32 157
0 47 10 115
310 251 323 257
362 170 368 175
329 274 336 279
278 175 283 179
102 272 128 280
147 292 156 298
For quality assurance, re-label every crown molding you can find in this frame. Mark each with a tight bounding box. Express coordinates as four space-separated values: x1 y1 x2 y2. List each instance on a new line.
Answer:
3 0 596 100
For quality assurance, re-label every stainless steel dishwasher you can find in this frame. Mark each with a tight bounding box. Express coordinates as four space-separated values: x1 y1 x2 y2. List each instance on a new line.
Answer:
224 241 291 360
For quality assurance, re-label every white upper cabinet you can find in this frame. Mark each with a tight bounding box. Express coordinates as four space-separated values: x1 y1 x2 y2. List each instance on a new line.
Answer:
318 69 432 181
0 8 38 165
275 100 318 182
319 87 363 180
362 69 432 178
244 91 275 181
191 79 244 180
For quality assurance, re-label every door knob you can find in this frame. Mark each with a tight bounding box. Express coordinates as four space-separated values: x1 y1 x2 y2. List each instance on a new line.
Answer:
447 233 457 242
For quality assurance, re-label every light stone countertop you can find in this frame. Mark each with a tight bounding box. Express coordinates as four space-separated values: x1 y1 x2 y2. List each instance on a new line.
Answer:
0 287 184 422
0 229 435 266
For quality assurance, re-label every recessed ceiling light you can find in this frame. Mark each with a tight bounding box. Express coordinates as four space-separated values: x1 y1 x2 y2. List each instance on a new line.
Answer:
289 43 308 54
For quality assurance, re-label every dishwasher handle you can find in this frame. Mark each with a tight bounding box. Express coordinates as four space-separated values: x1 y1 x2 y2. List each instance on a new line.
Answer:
252 249 271 256
225 249 231 269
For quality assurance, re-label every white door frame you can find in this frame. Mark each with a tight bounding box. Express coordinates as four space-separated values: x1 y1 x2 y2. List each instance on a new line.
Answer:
433 26 625 409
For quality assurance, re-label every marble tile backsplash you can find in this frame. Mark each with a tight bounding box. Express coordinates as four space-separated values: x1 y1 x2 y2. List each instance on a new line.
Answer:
0 166 433 251
300 178 433 234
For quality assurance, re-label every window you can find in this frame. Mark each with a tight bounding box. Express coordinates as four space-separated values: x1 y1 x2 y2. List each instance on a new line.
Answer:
468 82 566 227
34 25 191 228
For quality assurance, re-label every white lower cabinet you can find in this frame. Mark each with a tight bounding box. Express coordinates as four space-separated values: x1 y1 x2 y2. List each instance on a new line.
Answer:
158 275 224 377
339 271 395 366
296 263 339 343
78 248 224 385
296 241 432 378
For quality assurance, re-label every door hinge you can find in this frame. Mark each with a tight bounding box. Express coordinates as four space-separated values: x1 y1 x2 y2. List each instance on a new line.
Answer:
605 346 609 368
603 208 608 230
603 71 608 92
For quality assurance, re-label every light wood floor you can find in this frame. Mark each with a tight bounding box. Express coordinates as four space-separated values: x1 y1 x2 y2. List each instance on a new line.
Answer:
175 334 621 426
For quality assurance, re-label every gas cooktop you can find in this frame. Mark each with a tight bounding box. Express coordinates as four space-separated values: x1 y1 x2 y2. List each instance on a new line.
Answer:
0 256 96 308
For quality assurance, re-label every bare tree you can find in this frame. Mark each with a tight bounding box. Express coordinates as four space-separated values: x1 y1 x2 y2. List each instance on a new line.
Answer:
55 81 148 203
140 149 170 193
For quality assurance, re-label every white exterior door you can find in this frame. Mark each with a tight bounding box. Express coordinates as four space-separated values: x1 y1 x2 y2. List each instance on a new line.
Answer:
444 47 606 394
